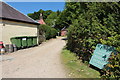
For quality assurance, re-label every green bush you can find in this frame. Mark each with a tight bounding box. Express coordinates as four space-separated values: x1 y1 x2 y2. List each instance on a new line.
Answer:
50 28 58 38
64 2 120 79
38 24 57 40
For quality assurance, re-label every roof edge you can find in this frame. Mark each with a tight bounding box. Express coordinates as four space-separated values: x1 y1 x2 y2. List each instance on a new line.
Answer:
0 17 40 25
1 2 39 25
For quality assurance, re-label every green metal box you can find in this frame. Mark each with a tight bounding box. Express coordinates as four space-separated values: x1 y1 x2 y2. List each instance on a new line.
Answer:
27 36 33 47
21 36 27 48
32 36 37 46
10 37 22 48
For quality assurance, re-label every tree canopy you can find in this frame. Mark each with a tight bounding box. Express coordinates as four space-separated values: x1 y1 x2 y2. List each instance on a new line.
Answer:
27 9 53 20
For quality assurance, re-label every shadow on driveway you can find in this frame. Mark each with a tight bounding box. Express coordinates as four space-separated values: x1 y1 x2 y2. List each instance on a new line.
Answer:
61 37 67 40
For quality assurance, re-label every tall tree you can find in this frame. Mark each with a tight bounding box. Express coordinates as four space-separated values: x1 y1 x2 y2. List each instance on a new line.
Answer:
27 9 53 20
45 12 57 27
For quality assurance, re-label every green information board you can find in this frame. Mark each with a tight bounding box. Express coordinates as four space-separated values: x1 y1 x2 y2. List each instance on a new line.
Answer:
89 44 116 69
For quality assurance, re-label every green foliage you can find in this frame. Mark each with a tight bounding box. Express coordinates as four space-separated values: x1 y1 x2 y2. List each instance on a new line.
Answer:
55 2 87 30
58 2 120 78
38 24 58 40
45 12 57 27
27 9 53 20
27 9 61 27
102 52 120 79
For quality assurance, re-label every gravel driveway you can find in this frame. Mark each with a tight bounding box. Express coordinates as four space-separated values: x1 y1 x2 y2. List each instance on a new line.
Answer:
2 37 67 78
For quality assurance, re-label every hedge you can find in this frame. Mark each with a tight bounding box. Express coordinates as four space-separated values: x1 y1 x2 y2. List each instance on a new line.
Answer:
65 2 120 79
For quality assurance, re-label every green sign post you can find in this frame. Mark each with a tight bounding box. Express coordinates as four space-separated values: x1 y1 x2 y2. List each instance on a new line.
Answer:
89 44 116 69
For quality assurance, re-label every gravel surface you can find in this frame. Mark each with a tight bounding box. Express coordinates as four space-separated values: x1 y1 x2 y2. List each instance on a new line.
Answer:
0 56 1 79
2 37 67 78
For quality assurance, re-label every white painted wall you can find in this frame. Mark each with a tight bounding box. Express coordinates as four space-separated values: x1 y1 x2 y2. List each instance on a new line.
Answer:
2 20 38 44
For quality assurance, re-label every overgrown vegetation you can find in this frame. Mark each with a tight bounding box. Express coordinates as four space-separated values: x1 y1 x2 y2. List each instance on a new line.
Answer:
61 48 100 78
58 2 120 79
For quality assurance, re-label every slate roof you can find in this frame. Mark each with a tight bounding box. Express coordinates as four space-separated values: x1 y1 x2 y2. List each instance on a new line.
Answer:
0 1 39 25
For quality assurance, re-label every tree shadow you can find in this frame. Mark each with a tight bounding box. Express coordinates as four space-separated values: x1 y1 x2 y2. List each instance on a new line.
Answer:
61 37 68 40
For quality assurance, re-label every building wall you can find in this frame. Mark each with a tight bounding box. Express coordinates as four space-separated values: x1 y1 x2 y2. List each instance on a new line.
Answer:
0 22 3 41
1 20 38 44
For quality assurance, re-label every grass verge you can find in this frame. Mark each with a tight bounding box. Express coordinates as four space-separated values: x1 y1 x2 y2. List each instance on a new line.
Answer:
61 48 100 78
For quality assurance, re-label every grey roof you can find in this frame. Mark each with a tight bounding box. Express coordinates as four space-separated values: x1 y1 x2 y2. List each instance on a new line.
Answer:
0 1 39 25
